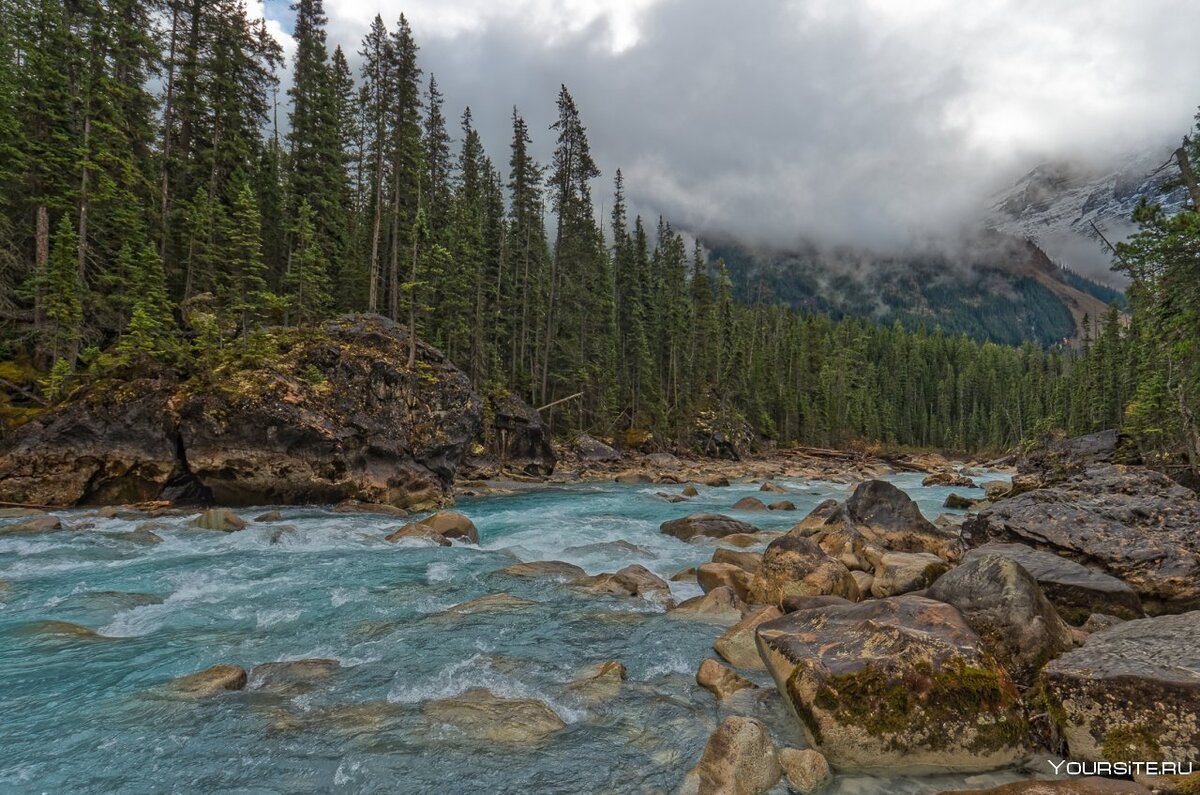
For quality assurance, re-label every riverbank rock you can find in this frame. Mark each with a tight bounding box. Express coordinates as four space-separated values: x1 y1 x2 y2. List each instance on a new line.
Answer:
714 606 784 670
669 586 745 624
937 779 1151 794
190 508 246 532
962 464 1200 613
755 595 1027 773
0 315 482 508
681 716 782 795
1040 611 1200 764
497 560 586 580
778 747 832 794
844 480 965 560
488 393 556 476
748 535 860 606
574 434 621 462
927 555 1073 684
423 688 565 743
924 472 978 488
964 543 1144 624
697 658 760 700
574 564 672 605
168 664 248 698
661 513 758 541
697 563 754 601
870 551 950 597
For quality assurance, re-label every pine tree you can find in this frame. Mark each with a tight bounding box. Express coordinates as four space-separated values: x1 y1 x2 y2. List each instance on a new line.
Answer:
286 199 332 324
42 215 84 364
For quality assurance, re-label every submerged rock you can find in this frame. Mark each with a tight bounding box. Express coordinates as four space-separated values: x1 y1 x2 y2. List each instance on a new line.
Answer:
566 660 626 703
0 515 64 535
964 543 1144 624
681 716 782 795
755 595 1027 773
168 664 248 698
423 688 565 743
249 658 340 695
927 555 1073 684
190 509 246 532
661 513 758 541
1040 611 1200 764
438 593 537 616
696 658 759 700
714 606 783 670
563 539 657 559
497 560 586 580
778 747 832 794
20 620 106 639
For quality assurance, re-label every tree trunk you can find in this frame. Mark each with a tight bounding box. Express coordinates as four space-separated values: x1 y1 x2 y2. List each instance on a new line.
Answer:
1175 144 1200 210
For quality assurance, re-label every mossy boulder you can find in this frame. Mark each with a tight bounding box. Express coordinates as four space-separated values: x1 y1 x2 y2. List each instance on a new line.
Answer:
1039 611 1200 765
755 595 1028 773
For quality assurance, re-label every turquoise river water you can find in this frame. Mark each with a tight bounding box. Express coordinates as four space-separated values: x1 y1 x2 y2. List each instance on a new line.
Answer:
0 473 1033 794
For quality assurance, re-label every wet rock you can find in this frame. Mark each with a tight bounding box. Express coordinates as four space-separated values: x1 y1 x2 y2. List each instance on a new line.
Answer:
103 527 164 545
86 591 163 608
697 563 754 602
438 593 537 616
944 493 985 510
669 586 745 625
575 433 621 462
423 688 565 743
250 658 340 695
299 701 406 734
497 560 586 580
964 543 1144 624
661 514 759 541
712 548 762 574
927 554 1073 684
1040 611 1200 764
417 510 478 543
0 515 64 535
732 496 768 512
700 475 731 487
267 525 297 544
190 509 246 532
870 551 951 598
659 492 688 503
683 716 782 795
850 570 874 595
778 747 832 794
748 535 860 606
0 507 46 518
384 523 451 546
714 606 784 670
696 658 759 700
574 564 672 605
760 482 789 494
682 484 700 497
962 465 1200 613
21 620 105 639
670 566 698 582
845 480 964 560
937 778 1151 794
767 500 796 511
332 500 409 516
615 470 653 484
566 660 626 702
168 664 248 698
755 595 1027 773
254 510 283 522
981 481 1011 499
563 540 657 559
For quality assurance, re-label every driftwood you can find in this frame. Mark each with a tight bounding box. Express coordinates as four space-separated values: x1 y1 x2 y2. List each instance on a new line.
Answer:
537 392 583 413
0 376 48 407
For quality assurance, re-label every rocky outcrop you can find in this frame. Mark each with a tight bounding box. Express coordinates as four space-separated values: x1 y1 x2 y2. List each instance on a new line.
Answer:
487 392 556 476
927 554 1073 684
660 513 759 541
1040 611 1200 764
963 465 1200 613
0 315 482 508
964 543 1144 624
756 595 1027 773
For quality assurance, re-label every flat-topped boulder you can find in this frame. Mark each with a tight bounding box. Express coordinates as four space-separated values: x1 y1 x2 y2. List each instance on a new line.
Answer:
963 465 1200 613
496 560 586 580
660 513 758 541
1040 611 1200 764
964 543 1144 623
755 595 1027 773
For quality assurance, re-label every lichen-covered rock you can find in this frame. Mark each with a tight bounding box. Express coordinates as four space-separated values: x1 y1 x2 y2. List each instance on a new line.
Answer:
422 688 565 743
964 543 1144 624
1040 611 1200 765
778 747 832 794
684 716 782 795
696 658 759 700
755 595 1028 773
963 465 1200 613
714 606 783 670
927 554 1073 684
0 315 483 508
870 551 950 598
748 535 860 606
661 513 759 541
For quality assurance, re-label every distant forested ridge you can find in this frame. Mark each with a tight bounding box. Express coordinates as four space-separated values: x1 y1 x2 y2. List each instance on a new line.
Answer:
0 1 1194 464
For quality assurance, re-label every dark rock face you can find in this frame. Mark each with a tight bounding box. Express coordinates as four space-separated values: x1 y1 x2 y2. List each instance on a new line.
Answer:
963 465 1200 613
755 595 1027 773
964 543 1144 624
488 393 556 476
927 554 1073 684
572 433 620 462
660 513 759 541
0 315 483 508
845 480 963 559
1040 612 1200 764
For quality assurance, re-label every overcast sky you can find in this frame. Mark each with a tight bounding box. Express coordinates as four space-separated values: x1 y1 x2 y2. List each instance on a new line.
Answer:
256 0 1200 257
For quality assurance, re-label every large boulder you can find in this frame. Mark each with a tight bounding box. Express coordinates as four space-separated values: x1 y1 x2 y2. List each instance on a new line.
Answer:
681 716 782 795
487 392 555 476
573 433 621 462
661 513 759 541
844 480 965 560
870 551 950 598
964 543 1144 624
962 465 1200 613
927 554 1073 684
748 535 860 606
714 606 784 670
1040 612 1200 764
755 595 1027 773
0 315 483 508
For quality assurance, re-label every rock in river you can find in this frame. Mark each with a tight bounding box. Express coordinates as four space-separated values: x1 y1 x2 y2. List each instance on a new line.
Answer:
696 658 759 700
250 659 340 695
0 515 64 535
423 688 565 743
714 606 783 670
1040 611 1200 764
869 551 950 598
168 664 248 698
778 747 832 794
497 560 586 580
660 513 759 541
755 595 1027 773
565 660 626 703
190 508 246 532
574 564 672 605
680 716 782 795
748 535 860 606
